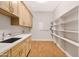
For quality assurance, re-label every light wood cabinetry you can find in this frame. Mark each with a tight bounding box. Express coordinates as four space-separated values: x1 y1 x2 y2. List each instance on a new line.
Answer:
17 2 32 27
22 3 32 27
0 36 32 57
25 9 32 27
11 42 22 57
25 37 32 56
0 1 32 27
0 1 12 17
0 50 11 57
18 2 24 26
0 1 10 12
11 36 32 57
10 2 32 27
20 36 32 56
0 1 19 25
0 1 19 17
9 1 18 16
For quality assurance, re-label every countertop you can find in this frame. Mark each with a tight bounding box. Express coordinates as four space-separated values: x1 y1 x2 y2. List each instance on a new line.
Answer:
0 33 32 55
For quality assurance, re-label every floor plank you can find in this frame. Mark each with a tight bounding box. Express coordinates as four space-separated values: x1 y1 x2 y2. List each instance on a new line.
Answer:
28 41 67 57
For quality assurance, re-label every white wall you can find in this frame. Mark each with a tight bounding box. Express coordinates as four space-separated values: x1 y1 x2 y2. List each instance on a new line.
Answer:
32 12 53 41
54 1 79 20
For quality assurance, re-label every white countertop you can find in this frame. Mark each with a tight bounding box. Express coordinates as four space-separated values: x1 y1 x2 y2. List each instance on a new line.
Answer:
0 33 32 55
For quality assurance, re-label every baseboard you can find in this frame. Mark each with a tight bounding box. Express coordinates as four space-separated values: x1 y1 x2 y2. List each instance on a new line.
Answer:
32 39 54 41
56 43 72 57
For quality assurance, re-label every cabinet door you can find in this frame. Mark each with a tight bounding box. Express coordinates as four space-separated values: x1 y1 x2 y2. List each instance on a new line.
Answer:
27 11 32 27
24 9 30 27
20 2 32 27
27 37 32 51
18 2 24 25
17 2 32 27
11 43 21 57
22 5 32 27
22 5 28 26
25 37 32 56
29 37 32 50
9 1 18 16
0 1 10 12
20 41 26 57
25 39 29 56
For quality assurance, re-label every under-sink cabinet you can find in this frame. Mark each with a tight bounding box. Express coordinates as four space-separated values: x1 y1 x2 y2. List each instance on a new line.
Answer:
0 36 32 57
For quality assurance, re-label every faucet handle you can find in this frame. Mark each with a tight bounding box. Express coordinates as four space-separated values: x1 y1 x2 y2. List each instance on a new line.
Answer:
7 33 12 36
2 32 5 36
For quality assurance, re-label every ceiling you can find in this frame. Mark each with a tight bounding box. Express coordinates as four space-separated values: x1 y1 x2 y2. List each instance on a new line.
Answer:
24 1 61 12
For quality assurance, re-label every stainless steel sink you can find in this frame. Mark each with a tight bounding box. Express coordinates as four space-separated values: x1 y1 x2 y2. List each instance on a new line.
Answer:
0 38 21 43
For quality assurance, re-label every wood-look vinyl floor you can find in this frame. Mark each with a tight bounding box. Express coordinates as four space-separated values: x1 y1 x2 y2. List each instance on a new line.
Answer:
28 41 66 57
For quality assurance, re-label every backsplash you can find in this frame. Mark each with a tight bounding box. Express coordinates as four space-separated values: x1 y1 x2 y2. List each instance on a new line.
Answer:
0 14 31 41
0 27 30 41
0 31 3 41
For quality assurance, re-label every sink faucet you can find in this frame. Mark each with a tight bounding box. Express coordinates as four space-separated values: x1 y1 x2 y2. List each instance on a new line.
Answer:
2 32 12 41
2 32 5 41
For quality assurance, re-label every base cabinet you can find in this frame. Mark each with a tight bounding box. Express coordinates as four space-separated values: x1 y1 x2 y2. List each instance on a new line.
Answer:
0 50 11 57
11 42 22 57
0 36 32 57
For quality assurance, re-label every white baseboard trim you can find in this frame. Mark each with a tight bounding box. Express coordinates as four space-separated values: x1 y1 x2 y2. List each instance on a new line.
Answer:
56 43 72 57
32 39 54 41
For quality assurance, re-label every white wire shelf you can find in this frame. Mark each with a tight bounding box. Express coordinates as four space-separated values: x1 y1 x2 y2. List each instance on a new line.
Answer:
53 19 78 26
52 29 79 33
52 33 79 47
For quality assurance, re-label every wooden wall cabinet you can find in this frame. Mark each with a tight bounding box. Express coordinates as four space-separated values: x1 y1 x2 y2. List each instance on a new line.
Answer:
18 2 24 26
11 2 33 27
0 1 10 12
23 6 32 27
17 2 32 27
0 1 32 27
0 1 18 17
9 1 18 17
0 1 12 17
